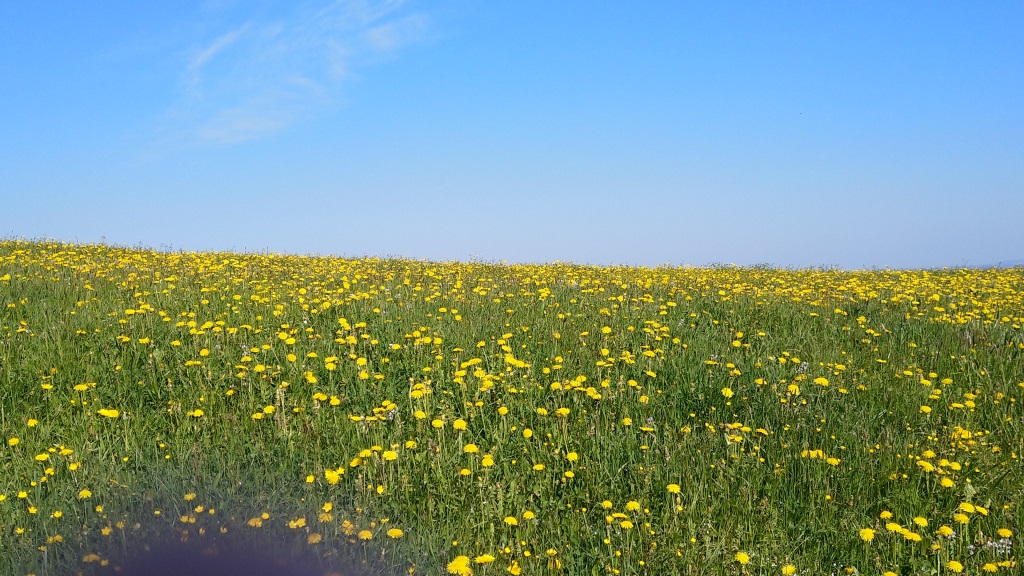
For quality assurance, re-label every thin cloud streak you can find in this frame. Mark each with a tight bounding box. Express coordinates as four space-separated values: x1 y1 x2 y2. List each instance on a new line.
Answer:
167 0 430 145
187 24 248 73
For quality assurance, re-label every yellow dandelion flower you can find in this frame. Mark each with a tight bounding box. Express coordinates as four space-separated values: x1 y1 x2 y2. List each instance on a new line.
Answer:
447 555 472 576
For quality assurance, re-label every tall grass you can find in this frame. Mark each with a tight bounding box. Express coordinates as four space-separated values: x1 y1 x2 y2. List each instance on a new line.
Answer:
1 240 1020 575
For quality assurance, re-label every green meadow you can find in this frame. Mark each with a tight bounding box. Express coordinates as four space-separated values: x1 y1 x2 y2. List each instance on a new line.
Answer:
1 240 1021 575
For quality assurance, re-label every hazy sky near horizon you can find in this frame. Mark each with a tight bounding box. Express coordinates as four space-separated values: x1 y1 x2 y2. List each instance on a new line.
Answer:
2 1 1022 269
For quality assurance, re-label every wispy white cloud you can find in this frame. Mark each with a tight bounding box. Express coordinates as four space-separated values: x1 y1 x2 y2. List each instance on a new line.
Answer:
188 25 248 73
362 13 428 52
168 0 431 145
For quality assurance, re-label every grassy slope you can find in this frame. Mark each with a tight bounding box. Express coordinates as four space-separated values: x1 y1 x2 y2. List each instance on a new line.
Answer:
0 241 1021 576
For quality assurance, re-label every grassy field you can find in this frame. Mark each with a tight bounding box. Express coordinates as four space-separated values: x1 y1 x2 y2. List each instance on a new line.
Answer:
1 240 1021 576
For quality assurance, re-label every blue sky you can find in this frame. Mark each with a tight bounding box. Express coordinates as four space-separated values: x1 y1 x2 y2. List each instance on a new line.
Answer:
2 1 1022 269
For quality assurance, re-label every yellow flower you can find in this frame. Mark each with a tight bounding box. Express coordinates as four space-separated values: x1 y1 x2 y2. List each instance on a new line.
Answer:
504 516 518 526
383 450 398 461
859 528 876 542
78 489 92 499
721 387 734 399
879 510 893 520
481 454 494 467
997 528 1013 538
947 560 963 573
447 555 472 576
474 555 496 564
464 443 479 454
387 528 404 538
781 565 796 575
453 418 468 430
506 561 521 575
936 525 954 537
983 564 998 573
307 533 322 544
358 530 373 540
913 517 928 527
625 500 641 512
735 551 750 565
667 483 681 494
431 419 444 429
97 409 119 418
